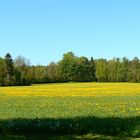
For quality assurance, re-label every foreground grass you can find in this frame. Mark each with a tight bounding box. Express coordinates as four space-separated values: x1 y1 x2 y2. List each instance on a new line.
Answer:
1 134 139 140
0 82 140 138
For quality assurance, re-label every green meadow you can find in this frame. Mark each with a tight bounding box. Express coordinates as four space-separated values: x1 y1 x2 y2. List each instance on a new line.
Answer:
0 82 140 139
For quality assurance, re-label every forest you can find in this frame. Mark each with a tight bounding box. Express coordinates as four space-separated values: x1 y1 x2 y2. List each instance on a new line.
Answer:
0 52 140 86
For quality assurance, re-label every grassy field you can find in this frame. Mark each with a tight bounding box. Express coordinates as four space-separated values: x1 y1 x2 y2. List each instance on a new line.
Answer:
0 82 140 139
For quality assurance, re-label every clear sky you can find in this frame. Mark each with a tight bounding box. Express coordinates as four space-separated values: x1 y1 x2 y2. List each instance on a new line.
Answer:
0 0 140 65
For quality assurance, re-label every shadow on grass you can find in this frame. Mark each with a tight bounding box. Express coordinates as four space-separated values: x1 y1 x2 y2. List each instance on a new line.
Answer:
0 116 140 139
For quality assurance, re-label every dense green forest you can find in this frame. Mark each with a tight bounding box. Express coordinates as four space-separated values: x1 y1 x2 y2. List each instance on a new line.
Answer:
0 52 140 86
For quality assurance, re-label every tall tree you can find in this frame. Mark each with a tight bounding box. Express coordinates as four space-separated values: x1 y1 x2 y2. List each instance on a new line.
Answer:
33 65 48 83
4 53 14 85
0 57 6 85
73 56 91 82
58 52 76 81
95 59 108 82
115 57 129 82
107 58 117 82
89 57 96 81
128 57 140 82
121 57 129 82
14 56 32 85
47 62 58 82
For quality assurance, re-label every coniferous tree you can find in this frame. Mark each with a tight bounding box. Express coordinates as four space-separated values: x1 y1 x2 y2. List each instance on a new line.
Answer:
89 57 96 81
4 53 14 85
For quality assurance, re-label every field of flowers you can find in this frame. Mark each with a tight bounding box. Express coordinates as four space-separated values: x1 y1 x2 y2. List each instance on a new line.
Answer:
0 82 140 138
1 82 140 96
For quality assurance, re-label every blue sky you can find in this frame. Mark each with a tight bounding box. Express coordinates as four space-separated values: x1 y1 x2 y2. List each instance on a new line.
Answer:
0 0 140 65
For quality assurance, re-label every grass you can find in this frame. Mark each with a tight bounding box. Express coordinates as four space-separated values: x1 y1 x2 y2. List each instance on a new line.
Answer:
0 134 135 140
0 82 140 139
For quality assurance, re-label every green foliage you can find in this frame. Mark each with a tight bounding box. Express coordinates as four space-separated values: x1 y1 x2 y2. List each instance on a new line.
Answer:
128 57 140 82
32 65 48 83
89 57 96 81
58 52 96 82
1 52 140 85
47 62 59 83
73 56 93 82
58 52 77 81
95 59 108 82
4 53 14 85
14 56 32 85
0 57 6 86
107 58 118 82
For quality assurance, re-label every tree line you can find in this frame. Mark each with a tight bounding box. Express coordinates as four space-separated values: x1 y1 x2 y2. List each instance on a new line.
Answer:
0 52 140 86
